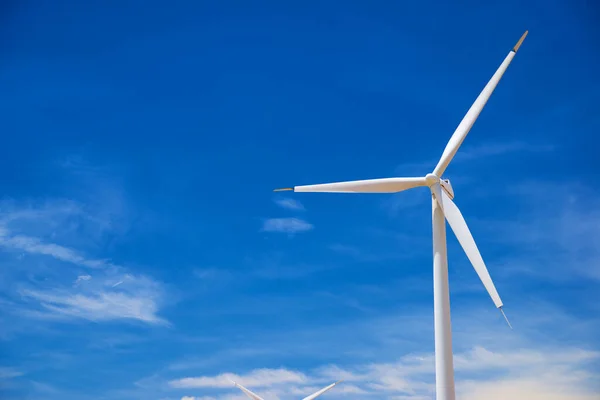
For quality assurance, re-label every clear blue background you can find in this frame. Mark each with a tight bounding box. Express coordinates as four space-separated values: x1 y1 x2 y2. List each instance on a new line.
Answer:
1 1 599 399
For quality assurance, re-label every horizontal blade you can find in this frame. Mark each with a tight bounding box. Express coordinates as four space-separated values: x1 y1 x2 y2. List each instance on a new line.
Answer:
230 380 265 400
440 191 503 309
433 31 528 177
302 380 343 400
275 177 427 193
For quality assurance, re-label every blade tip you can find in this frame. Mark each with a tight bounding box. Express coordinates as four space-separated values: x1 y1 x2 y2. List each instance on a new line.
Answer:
273 187 294 192
499 306 513 330
512 30 528 53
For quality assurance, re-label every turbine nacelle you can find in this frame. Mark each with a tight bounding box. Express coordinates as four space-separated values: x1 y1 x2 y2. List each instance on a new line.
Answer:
425 174 455 201
441 179 454 200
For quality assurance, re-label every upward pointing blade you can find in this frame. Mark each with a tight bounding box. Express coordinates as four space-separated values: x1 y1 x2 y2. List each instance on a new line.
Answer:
275 177 427 193
433 31 528 177
440 191 504 310
302 380 343 400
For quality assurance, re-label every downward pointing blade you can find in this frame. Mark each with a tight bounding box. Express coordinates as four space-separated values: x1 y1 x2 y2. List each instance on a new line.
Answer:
275 177 427 193
440 191 504 309
433 31 528 177
230 380 265 400
302 380 343 400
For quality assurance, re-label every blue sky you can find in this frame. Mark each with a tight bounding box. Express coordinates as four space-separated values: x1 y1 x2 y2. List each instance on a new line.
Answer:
1 1 599 399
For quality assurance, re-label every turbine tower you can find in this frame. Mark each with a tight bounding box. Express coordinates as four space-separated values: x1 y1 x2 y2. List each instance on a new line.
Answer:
230 379 343 400
275 31 528 400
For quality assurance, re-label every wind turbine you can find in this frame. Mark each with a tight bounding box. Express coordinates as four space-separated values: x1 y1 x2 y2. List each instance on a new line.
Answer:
274 31 528 400
229 379 343 400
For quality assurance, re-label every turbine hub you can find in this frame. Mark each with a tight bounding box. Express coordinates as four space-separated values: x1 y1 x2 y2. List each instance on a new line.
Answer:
425 173 440 187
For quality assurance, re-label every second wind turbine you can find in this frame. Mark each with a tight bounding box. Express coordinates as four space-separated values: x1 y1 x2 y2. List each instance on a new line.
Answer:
275 31 529 400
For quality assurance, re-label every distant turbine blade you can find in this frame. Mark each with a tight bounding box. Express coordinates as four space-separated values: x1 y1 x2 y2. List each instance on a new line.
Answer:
301 380 343 400
433 31 528 177
230 380 266 400
275 177 427 193
440 191 504 309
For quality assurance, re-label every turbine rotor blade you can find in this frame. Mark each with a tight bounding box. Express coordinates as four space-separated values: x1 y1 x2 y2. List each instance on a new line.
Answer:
440 191 504 309
275 177 427 193
229 380 266 400
433 31 528 177
302 380 344 400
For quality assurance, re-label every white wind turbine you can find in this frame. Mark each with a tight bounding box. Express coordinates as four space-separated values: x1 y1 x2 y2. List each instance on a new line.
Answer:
229 379 343 400
274 31 528 400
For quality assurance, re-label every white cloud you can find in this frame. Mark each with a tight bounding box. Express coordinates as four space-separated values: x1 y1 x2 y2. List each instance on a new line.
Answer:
0 232 110 269
182 397 216 400
459 378 599 400
453 346 599 371
274 197 305 211
261 218 313 234
73 274 92 286
170 368 308 389
0 194 168 326
168 346 599 399
19 274 167 325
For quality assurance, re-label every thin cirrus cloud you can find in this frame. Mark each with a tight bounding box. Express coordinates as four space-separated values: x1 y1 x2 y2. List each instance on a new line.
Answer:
261 217 314 234
0 198 168 326
0 367 24 380
0 230 110 269
274 197 305 211
470 180 600 282
19 286 167 325
170 368 308 389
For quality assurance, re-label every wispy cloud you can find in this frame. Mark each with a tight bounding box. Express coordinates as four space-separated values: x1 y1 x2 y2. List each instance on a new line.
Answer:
0 188 168 326
474 180 600 281
0 367 24 380
0 230 111 269
261 218 313 234
124 292 600 400
170 368 308 389
181 397 216 400
73 274 92 286
18 273 167 325
274 197 305 211
167 346 599 399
